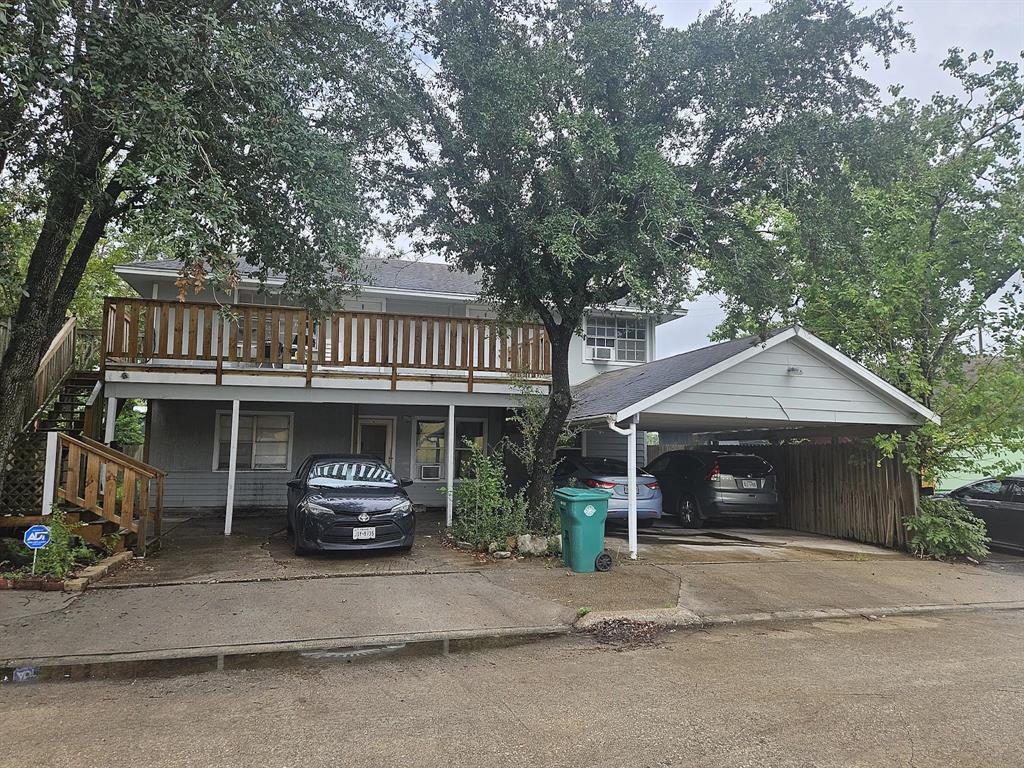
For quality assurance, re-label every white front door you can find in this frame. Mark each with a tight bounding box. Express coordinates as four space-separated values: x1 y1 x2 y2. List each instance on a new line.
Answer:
356 418 395 469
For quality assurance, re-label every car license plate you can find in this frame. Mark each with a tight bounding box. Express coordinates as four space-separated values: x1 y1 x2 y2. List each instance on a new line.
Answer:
741 479 759 489
352 527 376 540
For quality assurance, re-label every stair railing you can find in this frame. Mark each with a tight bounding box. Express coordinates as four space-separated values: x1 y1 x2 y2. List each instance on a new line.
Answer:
51 433 165 556
24 316 77 429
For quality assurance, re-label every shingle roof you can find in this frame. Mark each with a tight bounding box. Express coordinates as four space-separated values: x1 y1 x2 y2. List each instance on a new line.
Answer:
569 329 791 421
119 258 483 297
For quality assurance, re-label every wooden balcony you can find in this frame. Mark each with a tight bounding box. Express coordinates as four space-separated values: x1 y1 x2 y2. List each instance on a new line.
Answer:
101 297 551 390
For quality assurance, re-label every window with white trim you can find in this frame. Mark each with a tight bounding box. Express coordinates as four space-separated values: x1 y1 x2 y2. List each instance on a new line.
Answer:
216 412 293 471
413 418 487 481
585 316 647 362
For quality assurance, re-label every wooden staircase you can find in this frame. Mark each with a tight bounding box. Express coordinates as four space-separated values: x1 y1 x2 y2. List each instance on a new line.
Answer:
35 371 102 435
1 318 164 555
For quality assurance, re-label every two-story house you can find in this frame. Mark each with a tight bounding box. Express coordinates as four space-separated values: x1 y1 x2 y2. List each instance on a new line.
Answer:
105 258 659 531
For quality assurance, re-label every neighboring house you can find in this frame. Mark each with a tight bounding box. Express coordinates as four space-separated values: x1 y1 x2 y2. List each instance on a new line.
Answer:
107 259 666 518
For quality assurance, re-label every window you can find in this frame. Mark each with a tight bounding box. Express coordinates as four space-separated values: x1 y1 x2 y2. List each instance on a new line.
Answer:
413 418 487 481
1007 481 1024 503
216 412 292 471
585 316 647 363
957 479 1006 500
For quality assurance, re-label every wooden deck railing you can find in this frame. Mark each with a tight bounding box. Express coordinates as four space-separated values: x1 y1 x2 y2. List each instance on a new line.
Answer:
56 433 165 556
24 316 77 428
101 297 551 388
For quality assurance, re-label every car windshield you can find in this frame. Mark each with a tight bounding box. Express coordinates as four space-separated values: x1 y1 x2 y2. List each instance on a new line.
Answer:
307 460 397 488
716 455 774 476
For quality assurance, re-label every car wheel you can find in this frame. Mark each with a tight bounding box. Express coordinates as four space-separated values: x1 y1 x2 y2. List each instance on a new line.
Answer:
677 496 704 528
292 517 310 556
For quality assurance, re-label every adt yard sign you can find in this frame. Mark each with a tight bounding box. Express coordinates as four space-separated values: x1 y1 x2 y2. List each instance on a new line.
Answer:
24 525 51 550
24 525 50 575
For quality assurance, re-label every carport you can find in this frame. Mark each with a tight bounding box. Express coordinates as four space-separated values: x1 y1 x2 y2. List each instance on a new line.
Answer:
569 326 938 559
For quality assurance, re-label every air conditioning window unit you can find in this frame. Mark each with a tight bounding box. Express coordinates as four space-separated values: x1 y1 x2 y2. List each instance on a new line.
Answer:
591 346 613 361
420 464 442 481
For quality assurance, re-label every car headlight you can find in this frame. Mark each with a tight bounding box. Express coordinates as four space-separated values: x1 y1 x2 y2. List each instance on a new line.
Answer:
301 499 335 516
391 500 413 515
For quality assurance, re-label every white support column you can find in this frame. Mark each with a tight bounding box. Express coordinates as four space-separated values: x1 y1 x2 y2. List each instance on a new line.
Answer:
607 415 639 560
625 416 638 560
224 400 241 536
445 404 456 528
103 397 117 444
40 431 59 516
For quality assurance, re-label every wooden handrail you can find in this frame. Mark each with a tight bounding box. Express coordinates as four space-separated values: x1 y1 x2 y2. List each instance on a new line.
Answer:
53 432 163 551
67 433 165 478
24 316 77 427
39 315 76 367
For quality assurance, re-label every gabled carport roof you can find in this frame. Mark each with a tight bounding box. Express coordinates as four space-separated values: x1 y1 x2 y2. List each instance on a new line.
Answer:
569 326 938 429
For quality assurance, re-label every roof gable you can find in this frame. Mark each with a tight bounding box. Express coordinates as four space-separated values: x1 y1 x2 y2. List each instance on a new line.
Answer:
570 326 938 429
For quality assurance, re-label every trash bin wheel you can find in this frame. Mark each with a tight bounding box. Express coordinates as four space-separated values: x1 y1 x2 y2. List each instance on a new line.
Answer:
595 552 613 572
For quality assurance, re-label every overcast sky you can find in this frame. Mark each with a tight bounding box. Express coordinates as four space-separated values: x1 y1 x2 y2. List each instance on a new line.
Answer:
654 0 1024 356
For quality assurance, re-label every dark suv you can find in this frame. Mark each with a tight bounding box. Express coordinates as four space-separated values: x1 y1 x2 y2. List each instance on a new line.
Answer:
644 450 778 527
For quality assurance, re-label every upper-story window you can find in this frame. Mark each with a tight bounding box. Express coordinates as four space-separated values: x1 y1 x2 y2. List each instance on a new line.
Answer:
585 316 647 363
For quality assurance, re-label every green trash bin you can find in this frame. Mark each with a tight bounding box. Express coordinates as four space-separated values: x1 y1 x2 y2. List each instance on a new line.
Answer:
554 487 613 573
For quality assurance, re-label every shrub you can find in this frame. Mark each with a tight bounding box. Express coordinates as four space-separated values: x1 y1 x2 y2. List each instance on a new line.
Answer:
903 497 990 560
450 440 529 549
33 507 98 579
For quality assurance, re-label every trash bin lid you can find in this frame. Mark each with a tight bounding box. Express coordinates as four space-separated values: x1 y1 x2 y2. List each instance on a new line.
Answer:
553 486 613 502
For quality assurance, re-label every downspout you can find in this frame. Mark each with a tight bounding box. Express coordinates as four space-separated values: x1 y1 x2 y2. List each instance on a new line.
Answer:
606 415 639 560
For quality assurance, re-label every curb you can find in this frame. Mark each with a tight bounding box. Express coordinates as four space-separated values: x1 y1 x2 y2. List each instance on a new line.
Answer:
88 566 482 590
63 551 134 592
574 600 1024 631
0 624 571 669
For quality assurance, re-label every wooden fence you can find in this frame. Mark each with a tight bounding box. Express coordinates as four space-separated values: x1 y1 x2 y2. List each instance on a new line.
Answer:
740 442 917 548
650 440 918 548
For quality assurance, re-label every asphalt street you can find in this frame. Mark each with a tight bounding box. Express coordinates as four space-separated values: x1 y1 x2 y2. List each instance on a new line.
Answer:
4 608 1022 767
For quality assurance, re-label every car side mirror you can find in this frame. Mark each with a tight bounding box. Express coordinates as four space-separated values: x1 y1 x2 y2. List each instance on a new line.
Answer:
287 479 303 489
400 478 413 487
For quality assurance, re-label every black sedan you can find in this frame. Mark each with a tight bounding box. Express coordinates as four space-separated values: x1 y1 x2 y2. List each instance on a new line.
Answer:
940 476 1024 554
287 454 415 555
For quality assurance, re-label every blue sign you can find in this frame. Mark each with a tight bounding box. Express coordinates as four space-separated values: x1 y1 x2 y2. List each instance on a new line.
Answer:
23 525 50 550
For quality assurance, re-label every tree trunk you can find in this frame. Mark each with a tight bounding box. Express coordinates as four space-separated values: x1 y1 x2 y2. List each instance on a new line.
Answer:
0 184 90 503
525 324 574 528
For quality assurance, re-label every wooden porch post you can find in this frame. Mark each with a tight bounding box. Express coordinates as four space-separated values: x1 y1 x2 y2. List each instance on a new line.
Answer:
224 399 241 536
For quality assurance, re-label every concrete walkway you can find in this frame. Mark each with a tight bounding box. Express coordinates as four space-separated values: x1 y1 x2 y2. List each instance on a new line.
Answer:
2 511 1022 666
0 572 575 665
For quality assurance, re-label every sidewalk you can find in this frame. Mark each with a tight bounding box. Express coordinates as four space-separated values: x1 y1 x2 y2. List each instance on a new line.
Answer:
3 512 1022 667
0 572 575 665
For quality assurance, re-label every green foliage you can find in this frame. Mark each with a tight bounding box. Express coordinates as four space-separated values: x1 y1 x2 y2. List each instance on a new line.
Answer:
420 0 907 323
706 51 1024 483
450 441 529 550
114 401 146 446
33 508 100 579
1 0 424 309
903 497 991 560
418 0 908 517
